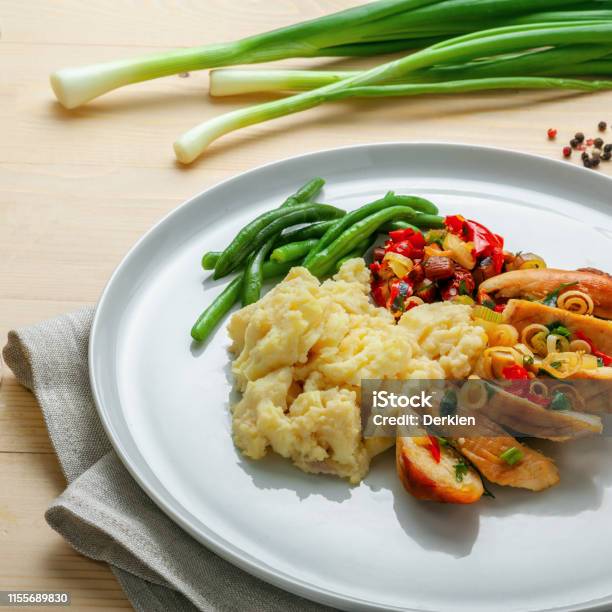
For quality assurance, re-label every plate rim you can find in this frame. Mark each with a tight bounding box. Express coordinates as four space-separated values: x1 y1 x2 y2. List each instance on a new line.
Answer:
89 142 612 612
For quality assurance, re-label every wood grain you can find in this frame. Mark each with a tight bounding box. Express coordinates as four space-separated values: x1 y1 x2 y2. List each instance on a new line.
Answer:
1 1 611 609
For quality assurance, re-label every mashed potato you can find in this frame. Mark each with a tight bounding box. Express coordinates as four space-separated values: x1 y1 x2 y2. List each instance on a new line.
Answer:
228 258 487 483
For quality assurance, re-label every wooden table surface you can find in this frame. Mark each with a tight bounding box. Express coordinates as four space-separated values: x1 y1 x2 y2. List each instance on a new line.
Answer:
1 1 611 609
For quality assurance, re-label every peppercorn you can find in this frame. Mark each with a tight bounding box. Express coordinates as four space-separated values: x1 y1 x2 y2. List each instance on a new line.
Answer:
547 128 557 139
603 152 612 161
591 157 601 168
599 121 607 131
581 151 589 161
570 138 579 148
594 137 604 149
575 132 585 143
604 143 612 153
562 146 572 158
583 158 592 168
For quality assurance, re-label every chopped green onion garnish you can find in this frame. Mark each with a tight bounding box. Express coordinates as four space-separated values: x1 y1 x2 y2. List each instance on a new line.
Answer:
550 390 572 411
547 323 571 338
542 282 579 307
500 447 524 466
454 459 469 483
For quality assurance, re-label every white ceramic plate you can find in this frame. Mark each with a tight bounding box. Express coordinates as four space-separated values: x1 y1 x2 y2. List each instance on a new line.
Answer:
90 143 612 612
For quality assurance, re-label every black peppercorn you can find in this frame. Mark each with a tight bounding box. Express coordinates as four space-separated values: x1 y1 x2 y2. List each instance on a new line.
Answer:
583 158 592 168
570 138 579 148
575 132 585 143
599 121 607 131
603 152 612 161
591 157 601 168
581 151 589 161
604 144 612 154
594 137 604 149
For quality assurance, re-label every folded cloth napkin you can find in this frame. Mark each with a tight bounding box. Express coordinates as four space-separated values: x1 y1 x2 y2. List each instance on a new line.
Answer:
3 308 332 612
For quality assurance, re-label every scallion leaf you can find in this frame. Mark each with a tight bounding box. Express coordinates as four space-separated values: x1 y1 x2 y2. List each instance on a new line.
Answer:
499 447 524 466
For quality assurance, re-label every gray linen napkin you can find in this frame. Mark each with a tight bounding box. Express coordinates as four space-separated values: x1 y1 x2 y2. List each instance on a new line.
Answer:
3 308 331 612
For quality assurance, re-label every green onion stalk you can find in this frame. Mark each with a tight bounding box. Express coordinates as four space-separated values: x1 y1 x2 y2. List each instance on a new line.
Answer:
51 0 586 108
174 21 612 163
209 44 612 95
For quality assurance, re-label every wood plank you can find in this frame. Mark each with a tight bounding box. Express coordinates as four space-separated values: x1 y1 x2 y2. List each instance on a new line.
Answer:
2 0 348 47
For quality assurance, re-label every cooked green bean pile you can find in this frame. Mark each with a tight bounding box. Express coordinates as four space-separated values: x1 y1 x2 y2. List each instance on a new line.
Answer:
191 178 443 342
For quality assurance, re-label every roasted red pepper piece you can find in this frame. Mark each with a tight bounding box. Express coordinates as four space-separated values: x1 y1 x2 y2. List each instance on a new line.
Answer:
371 281 387 307
506 381 550 405
502 364 530 380
575 331 612 366
444 215 467 238
445 216 505 274
388 228 425 249
427 435 441 463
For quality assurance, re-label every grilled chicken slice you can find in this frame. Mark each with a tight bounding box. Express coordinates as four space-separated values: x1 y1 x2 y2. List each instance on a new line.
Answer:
480 269 612 320
503 299 612 355
396 436 483 504
456 437 559 491
449 408 560 491
484 385 602 439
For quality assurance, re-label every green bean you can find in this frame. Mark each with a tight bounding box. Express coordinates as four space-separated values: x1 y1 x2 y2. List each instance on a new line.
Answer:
191 275 243 342
242 241 273 306
201 222 332 270
307 205 417 278
303 193 433 266
239 178 324 303
412 213 445 229
276 220 336 245
335 236 375 272
262 259 298 279
214 203 344 279
201 251 220 269
382 220 424 234
191 258 300 343
270 239 318 263
281 177 325 207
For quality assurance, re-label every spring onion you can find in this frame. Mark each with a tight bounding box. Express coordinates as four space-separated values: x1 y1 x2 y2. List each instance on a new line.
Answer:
499 447 524 465
175 21 612 163
210 44 612 96
50 0 599 108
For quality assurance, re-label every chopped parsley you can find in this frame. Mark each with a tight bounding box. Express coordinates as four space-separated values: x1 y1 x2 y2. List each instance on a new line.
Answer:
458 279 470 296
481 299 496 310
547 322 571 338
523 355 535 368
454 459 469 483
542 282 578 307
